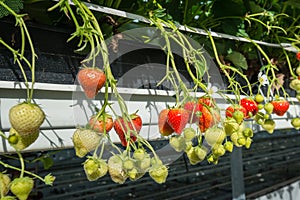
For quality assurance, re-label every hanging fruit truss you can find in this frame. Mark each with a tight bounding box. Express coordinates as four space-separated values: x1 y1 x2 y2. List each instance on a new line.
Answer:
0 0 300 199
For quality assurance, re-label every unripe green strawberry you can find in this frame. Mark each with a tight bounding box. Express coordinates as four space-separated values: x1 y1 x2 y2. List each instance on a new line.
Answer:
129 167 146 181
183 128 196 141
83 157 108 181
184 141 193 152
127 167 138 181
224 141 234 152
138 153 151 171
255 94 264 103
207 154 218 165
296 66 300 76
186 146 201 165
262 119 276 134
245 137 252 149
224 119 239 136
291 118 300 130
169 135 186 152
289 79 300 91
72 128 101 158
149 164 168 184
242 127 253 138
264 103 274 114
0 173 11 196
133 148 145 161
8 133 18 145
237 137 246 146
230 132 242 147
212 144 226 157
254 112 265 125
10 177 34 200
233 110 245 124
108 154 128 184
9 102 45 136
150 157 163 166
204 127 226 146
257 104 264 110
8 128 39 151
123 158 135 170
194 146 207 161
264 113 270 119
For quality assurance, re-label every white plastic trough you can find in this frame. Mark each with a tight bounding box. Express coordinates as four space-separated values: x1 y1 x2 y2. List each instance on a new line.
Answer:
0 80 299 153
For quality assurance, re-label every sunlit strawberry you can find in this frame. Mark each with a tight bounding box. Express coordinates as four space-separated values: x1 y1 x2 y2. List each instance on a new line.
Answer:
114 113 142 146
198 96 215 107
158 109 174 136
240 98 258 118
167 108 190 134
77 67 106 99
88 113 113 133
271 99 290 116
184 101 203 123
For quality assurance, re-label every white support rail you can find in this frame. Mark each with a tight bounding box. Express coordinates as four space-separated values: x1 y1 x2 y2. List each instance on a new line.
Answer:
0 81 299 153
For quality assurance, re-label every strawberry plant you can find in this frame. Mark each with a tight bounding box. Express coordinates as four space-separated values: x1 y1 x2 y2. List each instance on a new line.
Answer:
0 1 54 199
0 0 300 192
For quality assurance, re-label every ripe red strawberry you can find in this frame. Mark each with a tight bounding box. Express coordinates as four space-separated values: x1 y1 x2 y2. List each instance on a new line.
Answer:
158 109 174 136
113 113 142 146
198 96 215 107
199 107 220 132
167 108 190 134
88 114 113 133
77 67 106 99
296 52 300 61
240 98 258 118
271 99 290 116
184 101 203 123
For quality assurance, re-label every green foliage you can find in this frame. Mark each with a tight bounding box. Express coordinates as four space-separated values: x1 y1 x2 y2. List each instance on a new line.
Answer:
0 0 23 18
226 51 248 70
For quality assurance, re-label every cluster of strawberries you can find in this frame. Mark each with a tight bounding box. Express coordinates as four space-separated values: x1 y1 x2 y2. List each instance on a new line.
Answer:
158 96 220 137
75 67 168 184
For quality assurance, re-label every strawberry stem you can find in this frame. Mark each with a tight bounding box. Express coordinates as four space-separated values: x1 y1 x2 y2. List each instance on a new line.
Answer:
206 30 253 99
0 160 46 183
0 1 36 103
16 151 25 178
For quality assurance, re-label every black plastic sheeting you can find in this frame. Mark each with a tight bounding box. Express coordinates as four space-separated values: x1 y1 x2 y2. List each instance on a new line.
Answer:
1 129 300 200
0 18 225 91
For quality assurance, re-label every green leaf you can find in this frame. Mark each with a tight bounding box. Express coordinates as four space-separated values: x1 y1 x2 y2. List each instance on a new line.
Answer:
226 51 248 70
249 1 264 13
284 0 300 9
0 0 23 18
41 156 54 170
